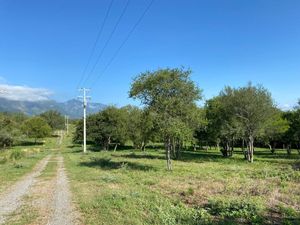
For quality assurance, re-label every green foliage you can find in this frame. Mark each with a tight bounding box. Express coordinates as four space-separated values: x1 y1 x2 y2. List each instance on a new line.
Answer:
124 106 156 150
0 112 26 148
9 149 25 161
130 68 204 168
0 155 8 164
22 116 51 141
0 132 14 148
74 106 128 149
39 110 65 130
207 197 264 223
284 109 300 148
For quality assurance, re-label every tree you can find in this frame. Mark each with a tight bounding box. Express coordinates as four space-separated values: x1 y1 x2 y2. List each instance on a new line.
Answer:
260 110 289 153
202 96 241 157
22 117 51 143
129 68 202 170
40 110 65 130
221 83 277 162
124 106 156 151
0 113 25 148
283 107 300 154
74 106 128 150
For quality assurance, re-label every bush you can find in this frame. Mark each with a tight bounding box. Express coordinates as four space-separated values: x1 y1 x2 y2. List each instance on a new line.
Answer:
0 132 14 148
10 149 25 161
206 197 264 223
0 155 8 164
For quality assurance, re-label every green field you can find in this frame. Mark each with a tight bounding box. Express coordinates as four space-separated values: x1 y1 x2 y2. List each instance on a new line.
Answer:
0 136 58 193
63 142 300 225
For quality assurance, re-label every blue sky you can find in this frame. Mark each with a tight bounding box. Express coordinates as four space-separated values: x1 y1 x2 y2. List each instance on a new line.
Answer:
0 0 299 109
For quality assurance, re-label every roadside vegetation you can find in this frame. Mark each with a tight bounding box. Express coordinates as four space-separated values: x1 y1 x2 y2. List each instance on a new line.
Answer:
0 110 65 192
1 68 300 224
64 143 300 225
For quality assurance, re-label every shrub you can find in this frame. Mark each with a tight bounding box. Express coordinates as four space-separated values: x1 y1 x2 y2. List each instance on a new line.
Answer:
193 208 213 225
0 155 8 164
10 149 25 161
0 132 14 148
206 197 264 223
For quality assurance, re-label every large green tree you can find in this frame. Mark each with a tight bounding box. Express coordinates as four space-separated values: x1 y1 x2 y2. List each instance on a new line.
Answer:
220 84 277 162
22 117 51 143
201 96 241 157
40 110 65 130
129 68 202 170
74 106 128 150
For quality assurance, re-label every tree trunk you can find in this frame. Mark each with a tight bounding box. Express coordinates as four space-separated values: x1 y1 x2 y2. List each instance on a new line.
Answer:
141 141 146 151
268 144 273 153
248 136 254 163
287 144 292 155
114 144 118 152
242 139 247 160
166 137 172 171
230 137 234 157
175 140 182 159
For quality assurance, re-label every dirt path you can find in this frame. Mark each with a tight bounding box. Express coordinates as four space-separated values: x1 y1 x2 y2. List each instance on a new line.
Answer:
0 155 52 224
5 155 82 225
48 155 81 225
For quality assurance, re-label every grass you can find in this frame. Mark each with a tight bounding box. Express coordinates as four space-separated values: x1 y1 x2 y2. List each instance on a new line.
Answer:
5 195 39 225
62 138 300 225
0 136 58 193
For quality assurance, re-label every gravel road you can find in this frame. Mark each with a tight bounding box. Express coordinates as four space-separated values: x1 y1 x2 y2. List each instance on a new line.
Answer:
48 156 80 225
0 155 51 224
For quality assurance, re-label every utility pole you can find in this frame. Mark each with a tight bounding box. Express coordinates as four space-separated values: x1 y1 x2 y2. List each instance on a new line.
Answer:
78 88 91 153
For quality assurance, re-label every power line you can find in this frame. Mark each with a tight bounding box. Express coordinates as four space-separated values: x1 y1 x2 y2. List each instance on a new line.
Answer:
90 0 155 88
82 0 130 87
76 0 115 89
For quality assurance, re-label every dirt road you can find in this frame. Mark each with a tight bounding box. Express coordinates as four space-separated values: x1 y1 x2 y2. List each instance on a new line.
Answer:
0 154 81 225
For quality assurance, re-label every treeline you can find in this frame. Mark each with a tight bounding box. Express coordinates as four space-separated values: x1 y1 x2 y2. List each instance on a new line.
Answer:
74 68 300 170
0 110 66 148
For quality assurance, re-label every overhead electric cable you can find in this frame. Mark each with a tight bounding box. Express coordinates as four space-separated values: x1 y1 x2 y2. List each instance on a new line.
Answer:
76 0 115 89
90 0 155 88
82 0 131 87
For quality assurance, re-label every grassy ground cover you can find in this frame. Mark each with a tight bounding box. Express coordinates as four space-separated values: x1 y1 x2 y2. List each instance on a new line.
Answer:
63 139 300 225
0 136 58 193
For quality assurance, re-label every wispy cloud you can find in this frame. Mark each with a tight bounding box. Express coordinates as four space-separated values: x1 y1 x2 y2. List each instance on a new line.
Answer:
0 84 53 102
278 102 297 111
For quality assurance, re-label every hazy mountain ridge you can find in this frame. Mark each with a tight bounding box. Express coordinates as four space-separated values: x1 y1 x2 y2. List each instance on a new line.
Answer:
0 98 106 118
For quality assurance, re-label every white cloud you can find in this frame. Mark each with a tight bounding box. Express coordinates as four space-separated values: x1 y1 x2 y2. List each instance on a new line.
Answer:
278 103 295 111
0 84 53 102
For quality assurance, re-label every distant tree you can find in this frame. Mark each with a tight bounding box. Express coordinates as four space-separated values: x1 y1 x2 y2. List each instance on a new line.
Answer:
0 113 24 148
22 117 51 143
74 106 128 150
221 83 277 162
129 68 202 170
283 107 300 154
40 110 65 130
124 106 156 151
260 110 289 153
202 96 241 157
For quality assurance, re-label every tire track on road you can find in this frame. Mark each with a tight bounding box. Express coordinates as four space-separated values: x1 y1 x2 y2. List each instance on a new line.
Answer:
0 155 52 224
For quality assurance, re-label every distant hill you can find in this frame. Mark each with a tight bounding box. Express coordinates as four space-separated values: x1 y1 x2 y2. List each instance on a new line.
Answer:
0 98 106 118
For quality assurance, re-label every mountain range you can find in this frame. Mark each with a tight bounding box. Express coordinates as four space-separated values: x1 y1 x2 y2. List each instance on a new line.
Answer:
0 98 106 118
